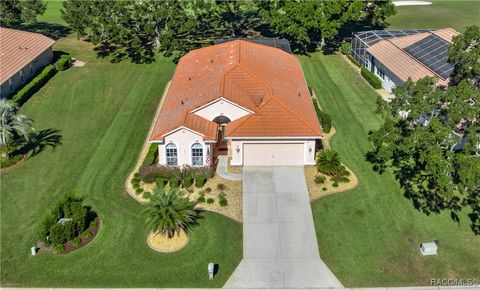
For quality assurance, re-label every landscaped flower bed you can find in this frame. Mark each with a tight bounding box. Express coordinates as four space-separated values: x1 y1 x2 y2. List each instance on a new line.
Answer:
130 163 243 222
38 194 99 254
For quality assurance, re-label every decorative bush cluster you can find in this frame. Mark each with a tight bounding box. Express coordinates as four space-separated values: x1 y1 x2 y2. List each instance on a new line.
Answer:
55 54 72 71
347 54 361 68
314 175 326 184
11 64 57 105
361 67 382 89
39 194 95 246
340 42 351 55
138 164 212 184
312 99 332 133
316 149 350 185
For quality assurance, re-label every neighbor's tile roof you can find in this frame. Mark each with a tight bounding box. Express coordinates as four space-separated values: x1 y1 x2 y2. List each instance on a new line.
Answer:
367 28 459 84
0 28 55 84
150 40 322 141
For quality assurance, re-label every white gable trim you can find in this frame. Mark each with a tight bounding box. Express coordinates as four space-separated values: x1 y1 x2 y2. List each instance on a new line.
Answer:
190 97 254 114
150 126 218 143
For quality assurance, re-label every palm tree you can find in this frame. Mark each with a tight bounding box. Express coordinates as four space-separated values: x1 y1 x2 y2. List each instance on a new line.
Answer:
143 187 198 238
316 149 342 175
0 100 34 157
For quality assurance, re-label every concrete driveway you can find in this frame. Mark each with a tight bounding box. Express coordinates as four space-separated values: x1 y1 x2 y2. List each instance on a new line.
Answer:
224 167 343 289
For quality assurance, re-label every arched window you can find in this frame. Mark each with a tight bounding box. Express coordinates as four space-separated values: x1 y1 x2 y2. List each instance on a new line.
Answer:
191 143 203 166
165 143 178 166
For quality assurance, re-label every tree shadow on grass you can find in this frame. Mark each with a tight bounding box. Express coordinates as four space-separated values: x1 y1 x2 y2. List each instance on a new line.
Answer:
15 22 71 40
15 128 63 157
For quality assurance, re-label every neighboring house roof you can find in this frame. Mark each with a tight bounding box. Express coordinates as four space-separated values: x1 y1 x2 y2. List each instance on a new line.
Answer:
150 40 321 141
367 28 460 85
214 38 292 54
0 28 55 84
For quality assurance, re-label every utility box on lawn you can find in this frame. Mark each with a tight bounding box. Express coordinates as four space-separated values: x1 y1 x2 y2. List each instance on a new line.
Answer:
420 242 437 256
208 263 214 280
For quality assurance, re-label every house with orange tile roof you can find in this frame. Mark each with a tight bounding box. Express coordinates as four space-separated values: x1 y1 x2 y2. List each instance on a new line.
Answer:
351 28 460 92
150 40 322 167
0 28 55 99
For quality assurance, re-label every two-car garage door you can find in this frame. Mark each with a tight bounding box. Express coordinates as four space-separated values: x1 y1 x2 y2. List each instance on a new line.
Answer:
243 143 304 166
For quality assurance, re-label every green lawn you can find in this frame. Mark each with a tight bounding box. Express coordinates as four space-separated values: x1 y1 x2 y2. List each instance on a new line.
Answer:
387 0 480 32
0 32 242 288
37 0 66 26
300 53 480 287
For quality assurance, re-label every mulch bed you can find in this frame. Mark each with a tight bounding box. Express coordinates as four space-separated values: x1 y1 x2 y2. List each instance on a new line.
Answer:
37 216 101 254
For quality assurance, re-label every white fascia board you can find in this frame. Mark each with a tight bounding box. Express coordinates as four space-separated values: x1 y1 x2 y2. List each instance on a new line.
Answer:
190 97 254 114
163 126 205 139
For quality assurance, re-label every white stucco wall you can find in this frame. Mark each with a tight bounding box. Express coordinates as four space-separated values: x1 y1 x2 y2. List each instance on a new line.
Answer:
155 127 211 166
230 139 317 166
192 98 251 122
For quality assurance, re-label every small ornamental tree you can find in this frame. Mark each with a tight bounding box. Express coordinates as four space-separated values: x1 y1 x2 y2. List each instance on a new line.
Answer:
316 149 342 175
143 187 198 238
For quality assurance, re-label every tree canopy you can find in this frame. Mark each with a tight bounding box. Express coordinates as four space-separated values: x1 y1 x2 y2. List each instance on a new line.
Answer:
0 0 46 26
368 77 480 234
61 0 396 62
449 25 480 87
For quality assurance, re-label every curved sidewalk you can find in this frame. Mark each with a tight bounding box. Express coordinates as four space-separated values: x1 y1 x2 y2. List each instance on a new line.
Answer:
216 156 242 181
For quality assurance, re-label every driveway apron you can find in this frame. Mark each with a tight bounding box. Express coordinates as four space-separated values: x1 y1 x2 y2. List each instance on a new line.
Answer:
224 166 344 289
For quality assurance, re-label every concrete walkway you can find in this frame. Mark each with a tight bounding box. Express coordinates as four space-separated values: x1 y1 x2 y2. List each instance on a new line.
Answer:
216 156 242 181
225 167 343 289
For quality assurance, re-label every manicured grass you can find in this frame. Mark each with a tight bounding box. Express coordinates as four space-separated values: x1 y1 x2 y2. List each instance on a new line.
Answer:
0 34 242 287
300 53 480 287
387 0 480 32
37 0 67 25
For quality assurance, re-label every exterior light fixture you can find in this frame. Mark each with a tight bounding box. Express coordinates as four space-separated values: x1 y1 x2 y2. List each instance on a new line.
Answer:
236 145 240 153
308 145 313 153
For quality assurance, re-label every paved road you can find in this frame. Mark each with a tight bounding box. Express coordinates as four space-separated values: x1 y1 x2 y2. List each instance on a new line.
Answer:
224 167 343 289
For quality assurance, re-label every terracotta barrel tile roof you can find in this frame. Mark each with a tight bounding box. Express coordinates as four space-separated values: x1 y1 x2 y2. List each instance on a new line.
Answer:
150 40 322 142
0 28 55 84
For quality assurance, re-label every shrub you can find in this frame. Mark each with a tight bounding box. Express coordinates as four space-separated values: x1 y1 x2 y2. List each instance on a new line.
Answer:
204 187 212 193
318 111 332 133
216 183 226 191
347 54 361 67
169 178 179 188
195 175 206 188
136 187 144 194
55 54 72 71
182 166 213 179
133 172 140 178
340 42 351 55
312 99 332 133
53 244 64 254
218 192 226 199
331 175 350 184
361 67 382 89
138 165 179 183
71 237 81 248
155 178 166 188
89 221 97 228
219 197 228 207
183 175 193 188
314 175 326 184
143 144 158 166
143 191 152 200
332 181 339 188
11 64 57 105
40 194 94 246
82 230 92 238
317 149 342 175
197 195 206 203
207 198 215 204
187 187 194 193
133 182 140 189
322 187 328 191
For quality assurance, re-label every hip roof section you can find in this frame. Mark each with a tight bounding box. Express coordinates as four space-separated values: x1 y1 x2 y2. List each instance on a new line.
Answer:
0 28 55 84
150 40 322 141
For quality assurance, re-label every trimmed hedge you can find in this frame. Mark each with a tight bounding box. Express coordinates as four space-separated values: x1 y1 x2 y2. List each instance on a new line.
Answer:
347 54 361 68
312 99 332 133
361 67 382 89
55 54 72 71
11 64 57 105
340 42 351 55
143 144 158 166
183 175 193 188
195 175 206 188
